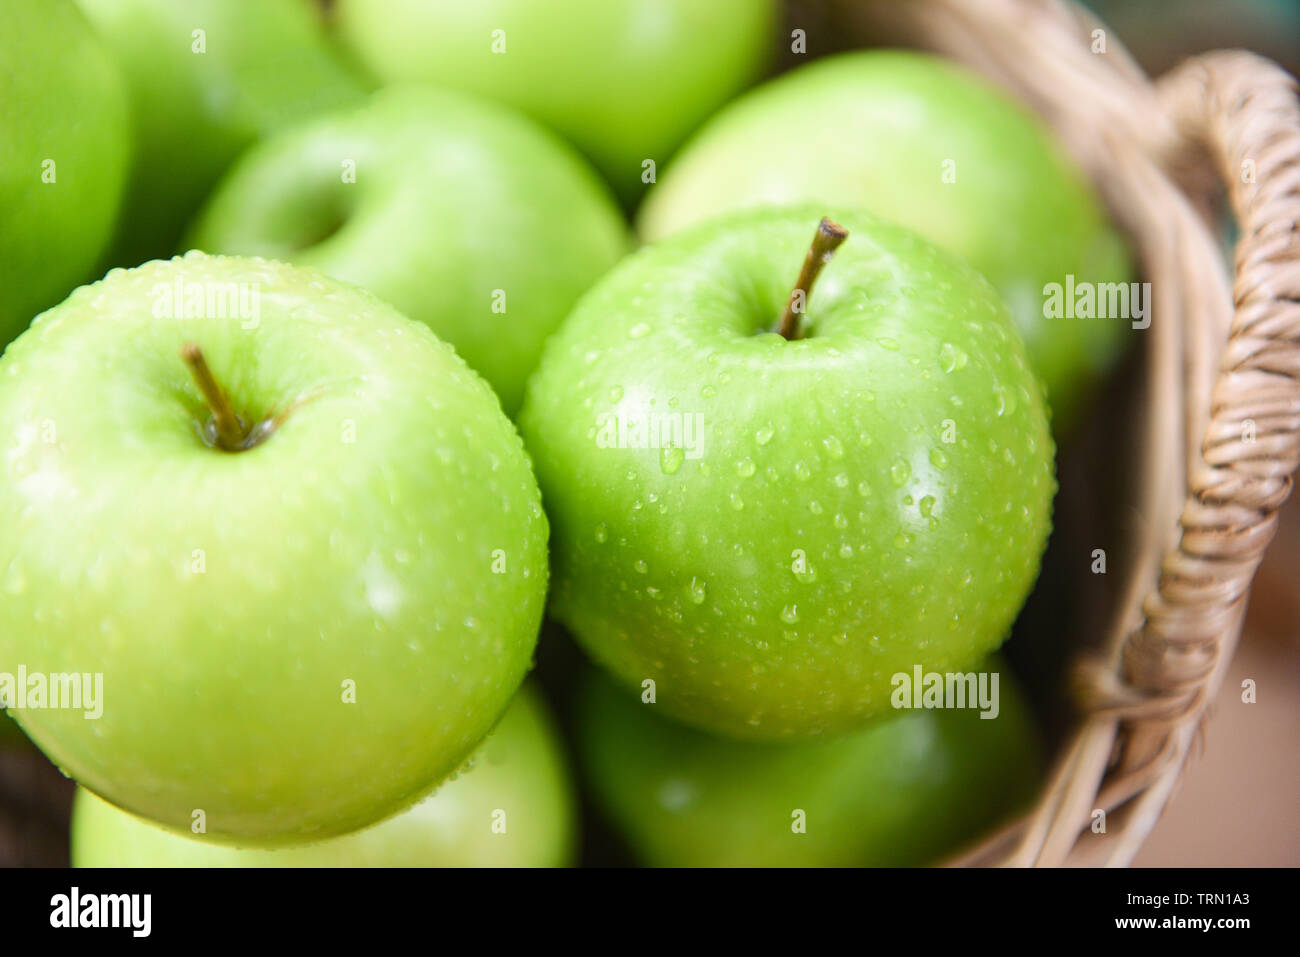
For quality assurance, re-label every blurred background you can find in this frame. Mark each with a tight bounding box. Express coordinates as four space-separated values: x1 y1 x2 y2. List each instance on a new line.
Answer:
2 0 1297 867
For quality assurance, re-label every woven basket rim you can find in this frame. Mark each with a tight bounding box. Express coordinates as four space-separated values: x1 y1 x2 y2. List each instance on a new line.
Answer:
839 0 1300 866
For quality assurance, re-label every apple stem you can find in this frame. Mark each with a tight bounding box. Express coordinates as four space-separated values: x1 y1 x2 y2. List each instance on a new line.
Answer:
777 217 849 341
180 343 249 451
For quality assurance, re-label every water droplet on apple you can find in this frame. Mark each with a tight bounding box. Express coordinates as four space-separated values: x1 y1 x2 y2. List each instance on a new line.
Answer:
919 495 937 517
876 337 899 350
686 578 707 605
890 459 911 486
929 447 950 470
735 457 756 478
780 604 800 624
701 384 717 398
609 385 624 403
594 523 608 543
822 436 844 459
728 491 744 510
628 322 650 339
793 461 811 482
633 559 649 574
939 343 969 373
659 445 684 474
755 425 774 445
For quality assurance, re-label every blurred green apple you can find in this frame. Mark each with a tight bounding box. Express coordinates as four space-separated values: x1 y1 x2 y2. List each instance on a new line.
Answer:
332 0 777 203
0 0 129 347
640 51 1133 431
72 685 574 867
0 253 549 845
579 661 1041 866
189 85 628 415
520 206 1054 740
76 0 365 266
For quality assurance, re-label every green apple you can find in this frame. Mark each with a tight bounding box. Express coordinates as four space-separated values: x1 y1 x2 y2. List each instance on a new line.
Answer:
640 51 1133 431
75 0 366 266
580 660 1041 866
0 253 548 844
71 684 574 867
520 206 1054 740
188 85 628 417
0 0 129 347
332 0 777 203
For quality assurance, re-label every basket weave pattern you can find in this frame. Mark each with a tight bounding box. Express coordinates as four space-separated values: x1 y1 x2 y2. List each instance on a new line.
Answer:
842 0 1300 865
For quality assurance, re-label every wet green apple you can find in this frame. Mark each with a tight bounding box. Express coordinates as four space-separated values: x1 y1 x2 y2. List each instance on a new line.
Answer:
0 254 548 844
189 85 628 415
579 661 1041 866
0 0 129 346
519 206 1054 740
332 0 777 203
76 0 365 265
72 684 574 867
640 51 1133 431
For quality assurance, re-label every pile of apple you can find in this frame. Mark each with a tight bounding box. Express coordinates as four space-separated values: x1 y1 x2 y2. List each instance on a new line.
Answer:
0 0 1132 867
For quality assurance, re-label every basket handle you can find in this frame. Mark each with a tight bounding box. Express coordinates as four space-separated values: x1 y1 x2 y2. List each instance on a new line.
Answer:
1009 50 1300 867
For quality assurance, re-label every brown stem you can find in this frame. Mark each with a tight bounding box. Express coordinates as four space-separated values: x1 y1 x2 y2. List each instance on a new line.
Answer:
777 217 849 341
180 343 248 451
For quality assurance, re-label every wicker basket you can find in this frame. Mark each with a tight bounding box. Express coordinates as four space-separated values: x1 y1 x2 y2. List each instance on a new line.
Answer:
826 0 1300 866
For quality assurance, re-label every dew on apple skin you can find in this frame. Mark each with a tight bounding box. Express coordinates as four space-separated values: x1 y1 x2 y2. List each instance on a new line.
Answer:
939 343 969 373
735 457 756 478
628 322 651 339
793 563 817 584
839 543 853 558
890 458 911 487
823 436 845 459
808 500 823 515
686 577 707 605
929 447 951 470
755 425 774 446
780 604 800 624
834 513 849 530
793 461 811 482
876 336 899 350
728 491 744 511
919 495 937 517
609 385 624 403
659 445 684 474
701 384 717 398
633 559 649 574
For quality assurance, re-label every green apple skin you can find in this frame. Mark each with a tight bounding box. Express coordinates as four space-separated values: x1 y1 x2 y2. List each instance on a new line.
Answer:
75 0 366 267
332 0 777 204
640 51 1133 431
579 660 1041 867
71 684 574 867
0 0 129 347
188 85 629 416
520 206 1054 741
0 253 548 845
